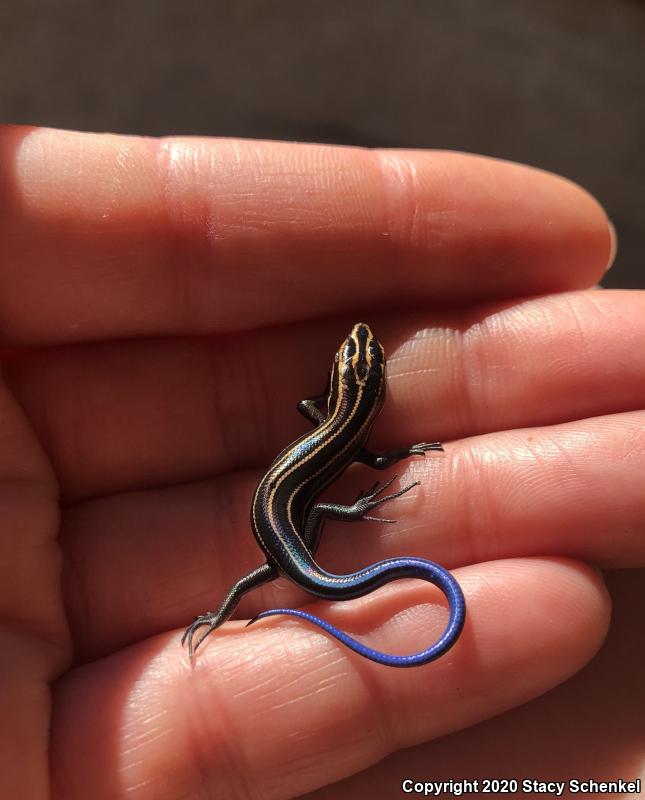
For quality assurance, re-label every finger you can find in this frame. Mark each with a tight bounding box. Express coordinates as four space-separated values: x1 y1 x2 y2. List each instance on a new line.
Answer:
5 289 645 500
61 410 644 660
305 569 644 800
49 559 609 800
0 375 66 798
0 126 612 345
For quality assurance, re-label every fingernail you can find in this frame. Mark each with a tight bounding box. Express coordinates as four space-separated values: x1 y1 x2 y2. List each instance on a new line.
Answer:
605 220 618 270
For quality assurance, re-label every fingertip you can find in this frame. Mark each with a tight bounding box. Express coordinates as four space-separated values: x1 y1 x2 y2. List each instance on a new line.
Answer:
606 219 618 270
376 150 614 294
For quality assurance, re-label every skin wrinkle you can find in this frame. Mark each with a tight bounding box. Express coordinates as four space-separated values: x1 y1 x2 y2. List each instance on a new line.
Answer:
204 339 248 474
453 324 485 436
226 332 275 463
385 153 422 246
614 431 645 466
272 659 390 791
186 667 257 800
157 139 219 337
559 294 591 359
581 286 615 318
533 297 593 393
355 651 401 766
452 297 590 434
463 307 540 422
60 522 94 656
448 443 496 565
0 502 65 661
289 650 393 770
388 328 472 438
232 636 355 792
205 490 246 613
387 365 444 380
245 649 327 705
262 659 347 728
540 434 587 489
370 151 410 297
155 138 193 337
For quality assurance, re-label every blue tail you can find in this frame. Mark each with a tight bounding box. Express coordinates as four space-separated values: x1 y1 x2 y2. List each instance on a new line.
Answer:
246 563 466 668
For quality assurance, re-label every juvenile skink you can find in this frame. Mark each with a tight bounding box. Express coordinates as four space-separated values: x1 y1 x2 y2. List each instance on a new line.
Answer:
183 323 465 667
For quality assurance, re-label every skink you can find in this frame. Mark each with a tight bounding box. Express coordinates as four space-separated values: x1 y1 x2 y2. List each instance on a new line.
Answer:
183 322 465 667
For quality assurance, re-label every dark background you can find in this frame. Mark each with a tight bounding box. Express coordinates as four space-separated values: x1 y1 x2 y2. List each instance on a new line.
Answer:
2 0 643 287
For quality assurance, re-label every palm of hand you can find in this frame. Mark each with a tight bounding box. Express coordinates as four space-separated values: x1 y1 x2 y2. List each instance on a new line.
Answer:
0 126 642 800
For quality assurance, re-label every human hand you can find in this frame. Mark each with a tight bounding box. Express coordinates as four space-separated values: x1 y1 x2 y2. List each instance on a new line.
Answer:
0 126 637 800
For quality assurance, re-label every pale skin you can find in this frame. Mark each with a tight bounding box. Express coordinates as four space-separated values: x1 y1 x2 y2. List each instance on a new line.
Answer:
0 125 642 800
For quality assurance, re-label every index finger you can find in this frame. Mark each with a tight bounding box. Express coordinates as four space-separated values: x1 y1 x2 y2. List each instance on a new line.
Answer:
0 126 613 346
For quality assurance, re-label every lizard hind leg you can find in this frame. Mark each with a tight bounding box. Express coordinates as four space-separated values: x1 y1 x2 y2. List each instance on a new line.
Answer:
182 562 277 659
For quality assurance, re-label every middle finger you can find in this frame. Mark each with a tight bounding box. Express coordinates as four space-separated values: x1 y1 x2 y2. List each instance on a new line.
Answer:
5 289 645 501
